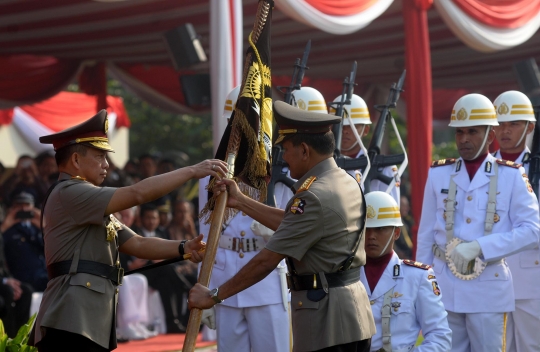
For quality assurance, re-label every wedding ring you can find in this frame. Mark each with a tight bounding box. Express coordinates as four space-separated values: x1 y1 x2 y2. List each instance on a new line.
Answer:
212 164 215 170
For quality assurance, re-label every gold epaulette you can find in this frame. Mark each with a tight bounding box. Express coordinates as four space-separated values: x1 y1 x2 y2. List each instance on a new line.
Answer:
431 158 456 168
296 176 317 194
496 159 522 169
402 259 431 270
70 176 87 181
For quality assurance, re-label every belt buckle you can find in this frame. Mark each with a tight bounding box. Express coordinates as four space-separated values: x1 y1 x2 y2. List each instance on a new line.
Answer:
117 267 124 286
238 238 244 252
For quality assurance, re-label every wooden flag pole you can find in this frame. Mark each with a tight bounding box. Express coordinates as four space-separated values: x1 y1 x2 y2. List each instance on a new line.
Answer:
182 130 240 352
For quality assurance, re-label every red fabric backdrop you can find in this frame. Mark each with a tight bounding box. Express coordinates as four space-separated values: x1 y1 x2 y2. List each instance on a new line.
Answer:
305 0 379 15
403 0 433 256
0 55 80 106
0 91 130 130
452 0 540 28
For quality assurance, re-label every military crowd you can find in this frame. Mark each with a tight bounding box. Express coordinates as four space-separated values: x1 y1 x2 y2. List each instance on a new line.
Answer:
0 83 537 352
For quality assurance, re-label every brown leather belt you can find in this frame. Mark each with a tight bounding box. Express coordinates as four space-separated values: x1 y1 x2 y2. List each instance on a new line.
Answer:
47 260 124 286
287 267 360 291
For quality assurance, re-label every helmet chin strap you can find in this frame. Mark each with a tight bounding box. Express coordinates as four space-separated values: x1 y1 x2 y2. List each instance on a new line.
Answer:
515 121 530 148
471 126 491 160
379 227 395 257
341 125 365 153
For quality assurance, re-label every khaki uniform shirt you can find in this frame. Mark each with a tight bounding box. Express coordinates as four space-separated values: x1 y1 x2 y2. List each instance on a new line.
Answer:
31 173 133 349
266 158 376 352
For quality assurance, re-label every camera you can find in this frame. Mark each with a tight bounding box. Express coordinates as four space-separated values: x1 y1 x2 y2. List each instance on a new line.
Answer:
15 210 34 220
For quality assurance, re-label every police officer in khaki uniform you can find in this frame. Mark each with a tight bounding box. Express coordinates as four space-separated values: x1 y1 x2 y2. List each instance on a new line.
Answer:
188 101 376 352
29 110 226 352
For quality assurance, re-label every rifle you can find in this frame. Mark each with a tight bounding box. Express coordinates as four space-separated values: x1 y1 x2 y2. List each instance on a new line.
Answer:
266 40 311 206
328 62 373 185
529 105 540 198
363 70 407 193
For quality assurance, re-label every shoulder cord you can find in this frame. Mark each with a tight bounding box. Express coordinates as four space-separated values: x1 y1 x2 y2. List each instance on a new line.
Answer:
381 287 395 352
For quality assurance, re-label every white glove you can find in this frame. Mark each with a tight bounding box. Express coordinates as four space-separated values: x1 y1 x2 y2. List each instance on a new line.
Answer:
201 307 216 330
449 240 482 274
250 220 275 242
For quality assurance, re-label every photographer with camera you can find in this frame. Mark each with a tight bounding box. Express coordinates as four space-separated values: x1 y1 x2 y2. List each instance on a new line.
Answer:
0 192 35 337
0 192 48 291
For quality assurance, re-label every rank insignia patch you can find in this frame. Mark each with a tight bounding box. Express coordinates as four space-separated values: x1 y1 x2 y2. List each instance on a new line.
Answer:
432 281 441 296
290 198 306 215
403 259 431 270
393 264 400 277
296 176 317 193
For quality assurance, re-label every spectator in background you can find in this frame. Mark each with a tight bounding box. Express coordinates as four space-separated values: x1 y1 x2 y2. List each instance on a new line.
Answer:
125 204 190 333
0 155 45 207
0 192 47 291
35 150 58 192
102 156 129 188
167 200 197 241
123 159 140 185
157 202 172 234
0 203 33 337
138 154 157 180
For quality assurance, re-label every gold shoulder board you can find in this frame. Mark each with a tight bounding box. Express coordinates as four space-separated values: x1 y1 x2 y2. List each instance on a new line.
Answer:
296 176 317 194
403 259 431 270
431 158 456 168
496 159 521 169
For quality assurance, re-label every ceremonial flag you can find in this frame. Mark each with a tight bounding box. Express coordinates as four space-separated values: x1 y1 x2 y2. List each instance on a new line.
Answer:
202 0 273 219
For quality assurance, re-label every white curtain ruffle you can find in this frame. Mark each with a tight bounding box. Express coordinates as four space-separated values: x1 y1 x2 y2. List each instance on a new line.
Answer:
275 0 395 35
434 0 540 52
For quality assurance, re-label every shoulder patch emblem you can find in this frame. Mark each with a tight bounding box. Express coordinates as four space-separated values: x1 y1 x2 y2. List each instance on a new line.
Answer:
431 158 456 168
427 274 436 280
290 198 306 215
496 159 521 169
432 281 441 296
296 176 317 194
402 259 431 270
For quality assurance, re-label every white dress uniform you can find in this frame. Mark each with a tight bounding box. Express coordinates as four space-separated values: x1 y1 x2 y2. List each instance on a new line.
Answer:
416 153 540 352
346 150 400 204
198 176 290 352
493 148 540 352
360 252 452 352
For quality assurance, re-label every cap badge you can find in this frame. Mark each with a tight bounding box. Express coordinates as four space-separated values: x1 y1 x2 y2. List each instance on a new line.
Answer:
457 108 468 121
367 205 375 219
497 102 509 115
297 99 307 111
104 117 109 134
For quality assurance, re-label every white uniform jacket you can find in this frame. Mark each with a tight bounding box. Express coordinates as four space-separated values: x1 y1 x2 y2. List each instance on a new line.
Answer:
199 176 282 308
360 252 452 352
416 153 540 313
347 150 400 204
494 148 540 300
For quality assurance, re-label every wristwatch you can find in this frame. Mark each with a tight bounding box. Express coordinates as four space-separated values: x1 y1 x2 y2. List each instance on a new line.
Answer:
209 288 224 304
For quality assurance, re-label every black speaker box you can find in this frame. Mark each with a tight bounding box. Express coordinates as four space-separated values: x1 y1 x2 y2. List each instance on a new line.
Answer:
513 59 540 100
164 24 207 70
180 74 211 108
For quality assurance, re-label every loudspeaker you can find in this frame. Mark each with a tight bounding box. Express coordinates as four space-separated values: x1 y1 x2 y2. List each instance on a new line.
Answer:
164 24 207 70
180 74 211 108
513 59 540 102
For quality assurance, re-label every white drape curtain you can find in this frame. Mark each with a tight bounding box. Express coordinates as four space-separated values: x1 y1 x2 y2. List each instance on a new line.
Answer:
10 107 117 155
274 0 395 35
434 0 540 52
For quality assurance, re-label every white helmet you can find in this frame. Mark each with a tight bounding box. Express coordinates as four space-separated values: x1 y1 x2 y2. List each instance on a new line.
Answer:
449 93 498 127
493 90 536 122
365 191 403 228
291 87 327 114
222 85 241 120
329 94 371 125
